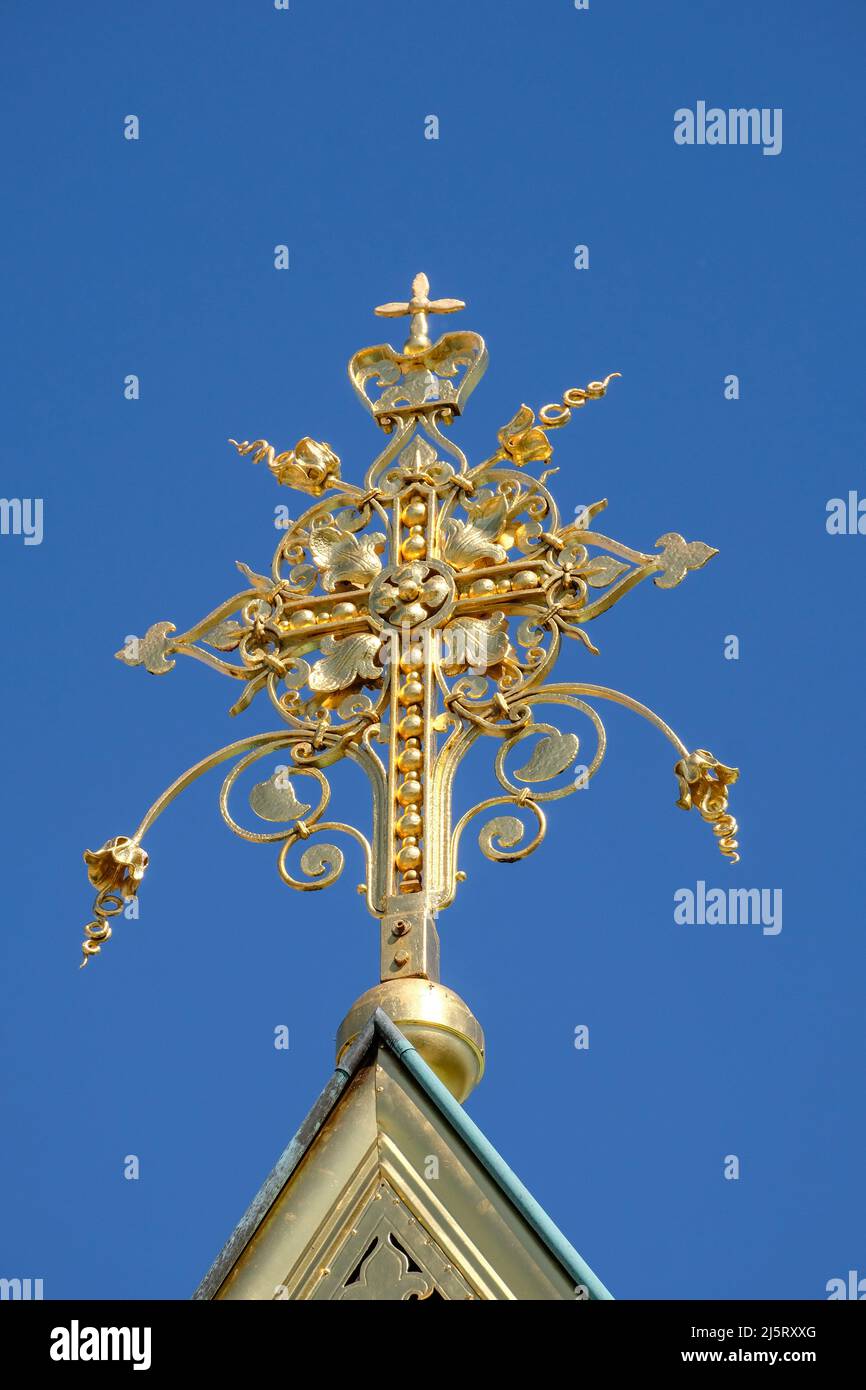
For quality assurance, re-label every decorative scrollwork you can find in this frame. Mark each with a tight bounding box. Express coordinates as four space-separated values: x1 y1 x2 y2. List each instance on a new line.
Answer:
220 749 329 843
277 823 371 893
455 795 547 869
499 724 580 797
477 808 545 863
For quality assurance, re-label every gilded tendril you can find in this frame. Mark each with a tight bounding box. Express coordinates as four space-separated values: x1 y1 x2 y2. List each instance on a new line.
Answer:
486 373 621 469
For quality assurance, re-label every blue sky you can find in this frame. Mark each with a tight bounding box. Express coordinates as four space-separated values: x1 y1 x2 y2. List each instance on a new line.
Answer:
1 0 864 1300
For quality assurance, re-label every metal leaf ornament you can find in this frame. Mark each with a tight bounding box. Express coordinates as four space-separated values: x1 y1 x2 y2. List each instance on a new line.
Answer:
249 772 311 823
307 527 385 589
515 731 580 782
654 533 718 589
440 495 508 568
308 634 383 693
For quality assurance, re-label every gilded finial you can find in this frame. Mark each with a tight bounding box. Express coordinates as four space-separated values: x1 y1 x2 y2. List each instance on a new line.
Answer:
80 272 739 988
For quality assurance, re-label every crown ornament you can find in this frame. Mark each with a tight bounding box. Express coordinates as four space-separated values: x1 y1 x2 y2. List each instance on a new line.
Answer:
349 272 488 429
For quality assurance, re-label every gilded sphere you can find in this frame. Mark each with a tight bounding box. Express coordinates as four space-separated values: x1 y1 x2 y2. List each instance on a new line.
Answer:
401 534 426 561
399 645 424 673
396 810 423 838
290 609 316 628
336 980 485 1103
395 844 422 872
398 712 423 738
398 679 424 705
512 570 538 590
469 577 496 597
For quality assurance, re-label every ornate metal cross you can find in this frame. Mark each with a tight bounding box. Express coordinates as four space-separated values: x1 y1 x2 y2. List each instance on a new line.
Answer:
374 270 466 351
80 275 740 1012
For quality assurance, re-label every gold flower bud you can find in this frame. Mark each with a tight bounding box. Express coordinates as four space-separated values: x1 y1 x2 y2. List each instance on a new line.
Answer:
84 837 148 898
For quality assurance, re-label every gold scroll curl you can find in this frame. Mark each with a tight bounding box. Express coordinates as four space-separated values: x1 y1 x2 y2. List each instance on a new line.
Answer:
454 794 547 867
80 889 127 967
220 745 374 895
277 821 373 893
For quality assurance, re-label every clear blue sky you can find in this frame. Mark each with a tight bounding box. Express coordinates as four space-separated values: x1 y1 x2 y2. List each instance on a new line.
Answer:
1 1 864 1300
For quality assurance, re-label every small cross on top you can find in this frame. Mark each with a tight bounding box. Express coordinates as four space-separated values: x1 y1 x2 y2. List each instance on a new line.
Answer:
374 272 465 353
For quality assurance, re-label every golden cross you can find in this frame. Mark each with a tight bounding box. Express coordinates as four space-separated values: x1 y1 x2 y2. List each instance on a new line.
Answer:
80 273 739 1090
375 271 465 352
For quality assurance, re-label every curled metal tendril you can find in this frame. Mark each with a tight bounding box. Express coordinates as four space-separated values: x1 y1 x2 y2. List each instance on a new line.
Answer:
220 741 374 896
477 803 547 863
690 782 740 863
79 836 148 967
537 374 621 429
452 794 547 877
709 812 739 863
279 835 344 891
80 890 126 968
278 821 372 893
